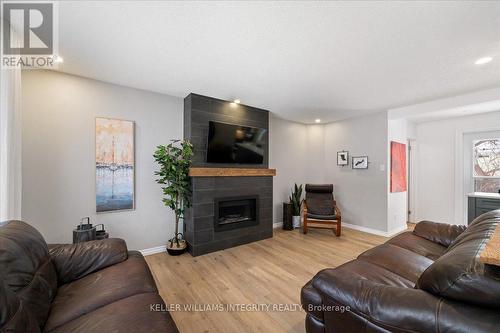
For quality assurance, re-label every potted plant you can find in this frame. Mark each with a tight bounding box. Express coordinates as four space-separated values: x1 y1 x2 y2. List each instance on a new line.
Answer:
154 139 194 255
289 183 303 228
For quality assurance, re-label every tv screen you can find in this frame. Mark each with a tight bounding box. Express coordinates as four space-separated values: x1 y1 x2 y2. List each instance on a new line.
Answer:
206 121 266 164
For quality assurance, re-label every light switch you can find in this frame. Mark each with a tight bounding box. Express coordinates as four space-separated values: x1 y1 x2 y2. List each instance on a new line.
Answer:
379 164 385 171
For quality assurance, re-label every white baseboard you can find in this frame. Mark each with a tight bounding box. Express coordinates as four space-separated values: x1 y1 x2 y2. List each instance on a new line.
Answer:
140 245 166 256
342 223 407 237
273 222 283 229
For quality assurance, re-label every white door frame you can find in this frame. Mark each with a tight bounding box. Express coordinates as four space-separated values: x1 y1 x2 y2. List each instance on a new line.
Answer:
407 139 417 223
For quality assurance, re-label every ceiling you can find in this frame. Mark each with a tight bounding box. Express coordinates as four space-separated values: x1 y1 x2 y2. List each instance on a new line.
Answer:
406 100 500 123
55 1 500 123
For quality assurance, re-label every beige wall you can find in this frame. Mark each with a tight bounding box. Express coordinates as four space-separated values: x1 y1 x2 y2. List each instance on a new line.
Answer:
21 70 183 250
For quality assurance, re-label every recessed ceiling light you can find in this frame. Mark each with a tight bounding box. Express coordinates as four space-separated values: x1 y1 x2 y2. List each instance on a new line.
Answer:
475 57 493 65
51 55 63 63
234 99 241 104
315 119 321 123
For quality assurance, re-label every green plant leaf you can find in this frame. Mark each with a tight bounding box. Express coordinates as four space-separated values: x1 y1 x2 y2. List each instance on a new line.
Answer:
154 139 194 239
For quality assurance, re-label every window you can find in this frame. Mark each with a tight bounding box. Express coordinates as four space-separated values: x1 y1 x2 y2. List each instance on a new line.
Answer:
473 139 500 193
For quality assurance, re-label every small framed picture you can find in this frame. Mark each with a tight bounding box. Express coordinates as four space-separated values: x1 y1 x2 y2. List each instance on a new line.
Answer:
352 156 368 169
337 151 349 166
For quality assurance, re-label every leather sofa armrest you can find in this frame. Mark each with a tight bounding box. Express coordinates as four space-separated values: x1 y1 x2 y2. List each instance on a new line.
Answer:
49 238 128 285
308 268 500 333
311 268 440 332
413 221 466 247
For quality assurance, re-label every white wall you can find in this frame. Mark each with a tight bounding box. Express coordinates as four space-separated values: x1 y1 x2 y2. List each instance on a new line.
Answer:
269 116 306 224
272 111 393 235
387 119 416 231
21 70 183 250
305 124 327 184
415 111 500 225
323 112 389 233
269 116 328 226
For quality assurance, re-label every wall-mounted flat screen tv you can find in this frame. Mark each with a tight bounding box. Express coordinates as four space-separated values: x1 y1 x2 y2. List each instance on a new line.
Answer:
206 121 266 164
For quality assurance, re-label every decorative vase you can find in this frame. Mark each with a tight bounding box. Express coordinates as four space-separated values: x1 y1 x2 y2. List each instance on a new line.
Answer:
166 239 187 256
292 215 301 229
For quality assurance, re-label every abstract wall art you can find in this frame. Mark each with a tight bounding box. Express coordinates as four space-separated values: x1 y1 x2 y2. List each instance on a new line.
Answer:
390 141 407 193
95 117 135 212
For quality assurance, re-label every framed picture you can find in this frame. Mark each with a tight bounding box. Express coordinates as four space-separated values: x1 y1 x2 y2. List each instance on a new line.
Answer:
95 117 135 213
352 156 368 169
337 151 349 165
390 141 407 192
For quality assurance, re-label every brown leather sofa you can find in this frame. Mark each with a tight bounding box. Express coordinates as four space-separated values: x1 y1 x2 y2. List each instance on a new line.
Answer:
301 210 500 333
0 220 178 333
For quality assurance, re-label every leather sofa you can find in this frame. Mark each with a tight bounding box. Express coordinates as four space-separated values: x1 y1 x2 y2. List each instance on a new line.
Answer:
0 220 179 333
301 210 500 333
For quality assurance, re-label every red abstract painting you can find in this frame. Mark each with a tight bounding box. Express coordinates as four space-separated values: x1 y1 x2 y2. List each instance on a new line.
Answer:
390 141 407 193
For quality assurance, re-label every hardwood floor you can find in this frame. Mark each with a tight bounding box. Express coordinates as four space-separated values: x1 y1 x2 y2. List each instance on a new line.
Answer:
145 227 389 333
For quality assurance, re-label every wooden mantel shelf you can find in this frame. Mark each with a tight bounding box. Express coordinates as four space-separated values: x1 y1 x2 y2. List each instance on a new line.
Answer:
189 167 276 177
480 223 500 266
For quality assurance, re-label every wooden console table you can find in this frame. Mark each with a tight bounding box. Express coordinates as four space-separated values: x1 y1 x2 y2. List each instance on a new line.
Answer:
189 167 276 177
480 223 500 266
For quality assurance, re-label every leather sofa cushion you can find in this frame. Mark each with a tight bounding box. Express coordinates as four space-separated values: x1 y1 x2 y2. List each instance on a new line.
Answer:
0 221 58 329
45 293 178 333
314 268 500 333
358 243 434 284
49 239 128 285
44 251 158 331
321 232 442 288
387 231 447 261
417 210 500 308
331 259 415 288
0 278 41 332
312 268 440 333
413 221 467 247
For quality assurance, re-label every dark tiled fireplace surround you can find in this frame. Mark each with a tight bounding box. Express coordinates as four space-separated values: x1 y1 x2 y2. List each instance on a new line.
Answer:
183 93 274 256
184 177 273 256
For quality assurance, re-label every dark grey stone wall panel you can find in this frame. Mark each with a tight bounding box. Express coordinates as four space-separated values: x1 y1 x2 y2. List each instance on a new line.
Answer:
183 93 273 256
184 93 269 168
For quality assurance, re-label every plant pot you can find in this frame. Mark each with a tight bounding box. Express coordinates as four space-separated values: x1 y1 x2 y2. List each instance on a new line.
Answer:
166 239 187 256
283 202 293 230
292 215 301 229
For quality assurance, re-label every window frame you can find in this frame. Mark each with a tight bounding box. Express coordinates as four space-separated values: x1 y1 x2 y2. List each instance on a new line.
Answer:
472 138 500 179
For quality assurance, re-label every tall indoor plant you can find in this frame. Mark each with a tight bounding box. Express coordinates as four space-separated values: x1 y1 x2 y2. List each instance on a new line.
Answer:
154 139 193 255
289 183 303 228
